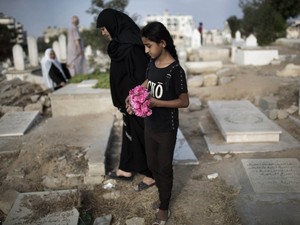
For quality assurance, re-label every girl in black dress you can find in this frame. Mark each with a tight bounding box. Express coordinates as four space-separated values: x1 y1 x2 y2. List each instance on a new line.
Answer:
132 21 189 225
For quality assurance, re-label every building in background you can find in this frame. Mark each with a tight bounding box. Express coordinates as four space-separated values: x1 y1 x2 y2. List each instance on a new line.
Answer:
0 13 26 45
144 10 200 49
43 26 67 43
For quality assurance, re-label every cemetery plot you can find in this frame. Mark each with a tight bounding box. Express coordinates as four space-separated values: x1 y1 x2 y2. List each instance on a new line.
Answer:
3 190 79 225
208 100 281 143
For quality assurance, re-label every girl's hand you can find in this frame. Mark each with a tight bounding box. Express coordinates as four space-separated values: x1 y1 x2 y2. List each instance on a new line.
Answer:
149 97 157 108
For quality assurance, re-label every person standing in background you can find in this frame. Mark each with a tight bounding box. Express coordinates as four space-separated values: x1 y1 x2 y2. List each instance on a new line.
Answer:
198 22 203 46
67 15 87 76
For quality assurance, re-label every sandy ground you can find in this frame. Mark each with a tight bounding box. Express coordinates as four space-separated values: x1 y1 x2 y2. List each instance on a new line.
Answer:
0 44 300 224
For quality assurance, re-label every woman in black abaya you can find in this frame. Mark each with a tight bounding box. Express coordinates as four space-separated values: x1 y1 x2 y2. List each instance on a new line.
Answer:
97 8 155 190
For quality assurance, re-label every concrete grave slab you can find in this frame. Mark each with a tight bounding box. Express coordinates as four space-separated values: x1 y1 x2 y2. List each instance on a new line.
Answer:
185 61 223 74
3 190 79 225
235 188 300 225
173 129 199 165
241 158 300 193
77 79 98 88
234 48 279 66
50 84 114 117
199 111 300 154
0 138 20 154
0 111 39 137
208 100 281 143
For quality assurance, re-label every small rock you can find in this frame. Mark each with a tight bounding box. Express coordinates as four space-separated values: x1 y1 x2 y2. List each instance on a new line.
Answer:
213 155 223 161
93 214 112 225
286 105 298 114
269 109 278 120
218 76 234 85
224 154 232 159
187 75 204 88
277 110 289 120
30 94 40 103
207 173 219 180
203 74 218 87
103 190 120 200
125 217 145 225
24 102 43 114
103 179 117 190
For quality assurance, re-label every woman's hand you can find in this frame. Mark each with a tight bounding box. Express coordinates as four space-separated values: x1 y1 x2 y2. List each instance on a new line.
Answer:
125 95 134 115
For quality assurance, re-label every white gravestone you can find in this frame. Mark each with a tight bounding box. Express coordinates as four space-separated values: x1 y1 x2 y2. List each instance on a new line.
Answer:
52 41 61 62
245 34 258 47
242 158 300 193
0 111 39 136
12 44 25 71
59 34 67 62
27 36 39 67
235 30 241 41
208 100 282 143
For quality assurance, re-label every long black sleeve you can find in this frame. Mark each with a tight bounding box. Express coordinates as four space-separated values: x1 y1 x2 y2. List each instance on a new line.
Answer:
49 63 67 85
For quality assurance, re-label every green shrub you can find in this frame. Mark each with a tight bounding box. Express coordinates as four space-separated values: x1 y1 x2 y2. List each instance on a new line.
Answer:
69 72 110 89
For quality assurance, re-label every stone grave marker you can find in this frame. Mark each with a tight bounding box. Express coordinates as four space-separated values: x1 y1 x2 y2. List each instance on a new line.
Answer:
208 100 282 143
173 129 199 165
27 36 39 67
59 34 67 62
242 158 300 193
52 41 61 62
12 44 25 71
0 111 39 137
3 190 79 225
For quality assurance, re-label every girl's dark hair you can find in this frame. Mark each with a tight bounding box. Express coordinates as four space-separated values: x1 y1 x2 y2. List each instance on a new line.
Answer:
141 21 178 61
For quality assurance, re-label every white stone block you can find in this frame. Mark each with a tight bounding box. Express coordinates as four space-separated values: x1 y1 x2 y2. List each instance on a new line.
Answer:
208 100 282 143
185 61 223 74
234 48 279 66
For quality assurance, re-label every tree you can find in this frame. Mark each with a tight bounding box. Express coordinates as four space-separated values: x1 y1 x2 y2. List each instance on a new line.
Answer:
87 0 128 21
268 0 300 20
227 16 242 38
239 0 300 45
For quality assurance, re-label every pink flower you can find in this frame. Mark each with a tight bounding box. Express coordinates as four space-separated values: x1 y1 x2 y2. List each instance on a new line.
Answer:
129 85 152 118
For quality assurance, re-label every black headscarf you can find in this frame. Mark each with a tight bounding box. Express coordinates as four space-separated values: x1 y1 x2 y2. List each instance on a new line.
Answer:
97 8 143 61
96 8 149 111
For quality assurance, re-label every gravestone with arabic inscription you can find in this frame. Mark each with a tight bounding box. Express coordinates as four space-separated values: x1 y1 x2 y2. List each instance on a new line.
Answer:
242 158 300 193
0 111 39 137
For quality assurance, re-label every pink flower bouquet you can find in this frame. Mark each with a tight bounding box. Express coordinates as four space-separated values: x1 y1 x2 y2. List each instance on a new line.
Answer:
129 85 152 118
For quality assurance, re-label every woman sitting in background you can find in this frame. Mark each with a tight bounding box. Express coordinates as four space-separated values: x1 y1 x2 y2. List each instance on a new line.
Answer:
41 48 70 90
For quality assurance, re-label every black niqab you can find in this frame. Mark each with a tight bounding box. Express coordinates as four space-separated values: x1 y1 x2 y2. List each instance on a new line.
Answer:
96 8 148 111
97 8 143 61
